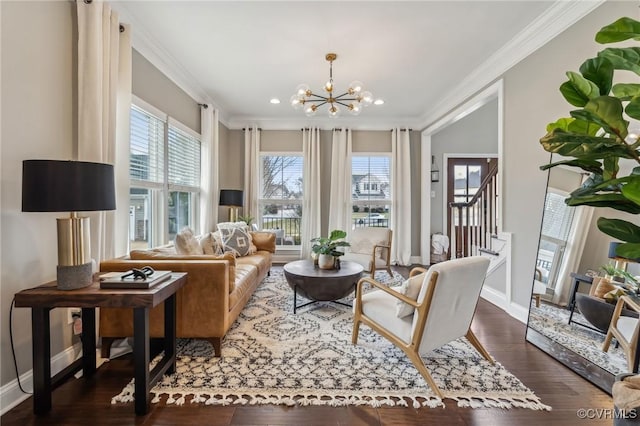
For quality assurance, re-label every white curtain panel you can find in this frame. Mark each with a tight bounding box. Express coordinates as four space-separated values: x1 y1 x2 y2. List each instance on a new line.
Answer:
391 128 412 265
77 0 130 261
200 105 219 233
328 128 353 233
300 128 322 258
552 205 595 305
243 127 261 220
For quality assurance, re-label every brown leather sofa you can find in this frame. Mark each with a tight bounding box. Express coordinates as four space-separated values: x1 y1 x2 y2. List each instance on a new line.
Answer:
99 231 276 357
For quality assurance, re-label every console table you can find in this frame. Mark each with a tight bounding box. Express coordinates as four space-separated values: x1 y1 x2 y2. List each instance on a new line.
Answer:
14 272 187 416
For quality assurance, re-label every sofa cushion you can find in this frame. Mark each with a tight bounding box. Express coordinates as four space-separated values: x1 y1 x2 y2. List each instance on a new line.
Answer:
249 231 277 253
175 227 203 255
229 263 259 311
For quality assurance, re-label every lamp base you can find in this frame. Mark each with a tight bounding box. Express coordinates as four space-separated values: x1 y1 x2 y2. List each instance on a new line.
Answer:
57 262 93 290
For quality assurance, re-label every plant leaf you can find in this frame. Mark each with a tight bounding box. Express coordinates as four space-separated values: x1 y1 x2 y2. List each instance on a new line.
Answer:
616 243 640 260
567 193 640 213
595 17 640 43
570 96 628 139
612 83 640 101
567 118 601 136
539 158 602 174
621 175 640 206
560 71 601 107
626 96 640 121
546 118 574 132
597 217 640 243
579 57 614 95
329 229 347 240
540 129 623 157
598 47 640 75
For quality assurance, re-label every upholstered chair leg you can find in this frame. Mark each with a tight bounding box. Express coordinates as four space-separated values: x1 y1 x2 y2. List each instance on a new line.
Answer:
100 337 117 359
602 331 614 352
208 337 222 357
465 330 494 364
386 266 393 277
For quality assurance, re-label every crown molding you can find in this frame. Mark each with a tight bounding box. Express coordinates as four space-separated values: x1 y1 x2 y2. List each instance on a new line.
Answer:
111 3 230 127
416 0 605 131
225 115 419 131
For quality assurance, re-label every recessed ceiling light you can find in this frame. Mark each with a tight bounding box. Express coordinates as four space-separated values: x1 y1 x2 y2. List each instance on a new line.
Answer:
374 99 384 106
270 98 281 104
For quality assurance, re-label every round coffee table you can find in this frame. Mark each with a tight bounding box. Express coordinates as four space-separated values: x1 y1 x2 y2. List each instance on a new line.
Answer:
283 259 364 313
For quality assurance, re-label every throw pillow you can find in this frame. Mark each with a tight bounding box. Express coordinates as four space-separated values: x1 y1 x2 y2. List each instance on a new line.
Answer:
200 232 223 255
593 278 619 299
395 272 426 318
250 231 277 253
219 227 252 257
175 227 203 255
217 222 256 255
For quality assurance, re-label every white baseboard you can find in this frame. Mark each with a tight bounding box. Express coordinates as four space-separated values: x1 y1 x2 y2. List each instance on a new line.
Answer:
0 343 80 416
409 255 423 265
480 286 529 325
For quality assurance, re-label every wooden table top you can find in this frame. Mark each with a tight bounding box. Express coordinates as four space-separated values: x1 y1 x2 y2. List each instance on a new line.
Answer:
14 272 187 309
283 259 363 279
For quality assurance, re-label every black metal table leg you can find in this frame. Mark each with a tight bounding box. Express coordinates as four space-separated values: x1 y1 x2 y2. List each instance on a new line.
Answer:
31 307 51 414
133 307 151 416
164 294 177 375
81 307 96 377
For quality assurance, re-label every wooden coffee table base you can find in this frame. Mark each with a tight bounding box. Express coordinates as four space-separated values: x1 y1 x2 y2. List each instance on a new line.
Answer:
283 260 364 313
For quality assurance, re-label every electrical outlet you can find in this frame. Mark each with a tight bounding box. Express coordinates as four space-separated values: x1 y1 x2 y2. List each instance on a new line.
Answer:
67 308 81 325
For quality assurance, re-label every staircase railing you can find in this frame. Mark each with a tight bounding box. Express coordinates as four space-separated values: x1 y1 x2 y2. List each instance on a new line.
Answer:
449 164 499 259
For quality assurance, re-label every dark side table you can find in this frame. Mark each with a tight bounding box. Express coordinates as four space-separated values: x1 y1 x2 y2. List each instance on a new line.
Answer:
14 272 187 416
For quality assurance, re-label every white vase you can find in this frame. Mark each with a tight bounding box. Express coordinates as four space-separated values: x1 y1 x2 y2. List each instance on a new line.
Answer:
318 254 335 270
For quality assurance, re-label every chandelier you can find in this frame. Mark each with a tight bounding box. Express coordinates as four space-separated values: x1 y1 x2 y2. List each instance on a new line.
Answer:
290 53 373 117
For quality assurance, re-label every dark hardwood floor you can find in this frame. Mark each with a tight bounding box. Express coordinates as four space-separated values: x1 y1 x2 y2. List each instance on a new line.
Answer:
2 266 613 425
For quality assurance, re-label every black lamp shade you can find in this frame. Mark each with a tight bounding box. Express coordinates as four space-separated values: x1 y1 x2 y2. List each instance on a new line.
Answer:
219 189 243 207
22 160 116 212
608 242 622 259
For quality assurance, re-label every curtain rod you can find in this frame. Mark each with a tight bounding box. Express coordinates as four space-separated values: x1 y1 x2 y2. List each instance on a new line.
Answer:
198 103 209 109
389 128 413 132
242 127 262 131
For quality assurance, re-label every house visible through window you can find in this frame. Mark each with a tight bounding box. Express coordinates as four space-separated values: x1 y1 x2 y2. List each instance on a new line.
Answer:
258 154 303 246
352 155 391 229
129 98 201 249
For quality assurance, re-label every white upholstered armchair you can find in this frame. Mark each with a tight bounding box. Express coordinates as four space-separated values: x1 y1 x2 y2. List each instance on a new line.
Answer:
352 256 492 399
341 227 393 276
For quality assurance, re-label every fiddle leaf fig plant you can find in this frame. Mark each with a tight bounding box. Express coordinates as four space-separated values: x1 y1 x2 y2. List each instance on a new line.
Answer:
540 17 640 259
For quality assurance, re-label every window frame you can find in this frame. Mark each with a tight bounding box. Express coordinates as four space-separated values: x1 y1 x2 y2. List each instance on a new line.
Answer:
351 153 392 229
258 151 303 247
129 96 201 249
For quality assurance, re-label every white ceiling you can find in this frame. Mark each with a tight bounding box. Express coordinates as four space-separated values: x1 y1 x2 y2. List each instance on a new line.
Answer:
112 1 603 130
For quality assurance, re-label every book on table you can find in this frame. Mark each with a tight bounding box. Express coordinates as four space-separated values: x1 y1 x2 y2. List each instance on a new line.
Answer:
99 270 173 289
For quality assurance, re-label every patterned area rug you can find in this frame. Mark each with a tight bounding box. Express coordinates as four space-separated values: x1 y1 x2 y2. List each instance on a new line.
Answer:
528 301 627 374
112 269 550 410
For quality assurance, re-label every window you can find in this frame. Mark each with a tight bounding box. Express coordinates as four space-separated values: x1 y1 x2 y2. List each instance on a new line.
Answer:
258 154 303 246
536 189 576 289
351 155 391 229
129 99 201 249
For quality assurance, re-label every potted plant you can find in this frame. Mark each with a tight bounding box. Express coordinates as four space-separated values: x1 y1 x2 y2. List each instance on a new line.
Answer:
237 214 254 226
310 229 350 270
539 17 640 261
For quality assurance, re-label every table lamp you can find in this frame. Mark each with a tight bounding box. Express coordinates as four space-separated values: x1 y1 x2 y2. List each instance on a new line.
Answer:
22 160 115 290
219 189 243 222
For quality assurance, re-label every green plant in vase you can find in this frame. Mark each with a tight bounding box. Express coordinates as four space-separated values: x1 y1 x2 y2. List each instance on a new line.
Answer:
310 229 350 269
539 17 640 261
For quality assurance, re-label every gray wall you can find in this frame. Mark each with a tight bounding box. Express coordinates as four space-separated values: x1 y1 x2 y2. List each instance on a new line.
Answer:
502 0 638 307
1 0 77 387
132 49 200 133
430 98 498 234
